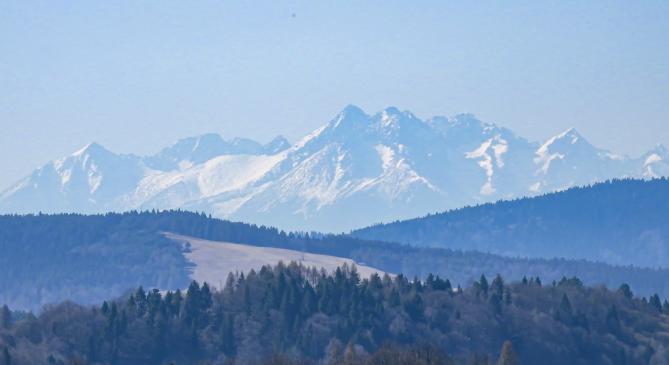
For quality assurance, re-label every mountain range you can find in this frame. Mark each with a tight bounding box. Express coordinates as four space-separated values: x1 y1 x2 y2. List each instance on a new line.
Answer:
2 105 667 232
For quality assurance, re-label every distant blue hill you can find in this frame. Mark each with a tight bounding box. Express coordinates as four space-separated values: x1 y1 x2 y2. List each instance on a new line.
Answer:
4 208 669 310
351 178 669 268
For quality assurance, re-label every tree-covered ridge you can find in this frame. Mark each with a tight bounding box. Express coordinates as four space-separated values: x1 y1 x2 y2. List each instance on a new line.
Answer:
3 209 669 310
1 263 669 365
352 178 669 268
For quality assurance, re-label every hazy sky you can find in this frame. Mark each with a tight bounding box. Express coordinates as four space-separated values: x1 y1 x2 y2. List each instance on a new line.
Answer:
1 1 668 189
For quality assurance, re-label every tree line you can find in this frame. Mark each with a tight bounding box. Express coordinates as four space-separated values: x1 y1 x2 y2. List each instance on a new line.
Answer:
1 263 668 364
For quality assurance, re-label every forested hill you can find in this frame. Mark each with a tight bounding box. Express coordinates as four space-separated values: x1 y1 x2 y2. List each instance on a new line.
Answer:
2 263 669 365
3 210 669 310
352 178 669 268
0 210 380 310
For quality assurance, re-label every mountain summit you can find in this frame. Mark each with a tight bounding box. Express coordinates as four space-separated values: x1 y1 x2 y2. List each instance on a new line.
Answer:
1 106 666 231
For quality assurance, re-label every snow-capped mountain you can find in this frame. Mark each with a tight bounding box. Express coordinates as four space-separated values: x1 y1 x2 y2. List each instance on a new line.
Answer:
144 133 290 171
1 105 666 232
0 143 147 213
641 145 669 178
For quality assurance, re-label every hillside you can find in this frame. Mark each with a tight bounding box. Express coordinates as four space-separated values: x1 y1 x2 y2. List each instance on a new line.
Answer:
2 263 669 365
352 178 669 268
2 106 668 232
166 233 385 286
2 211 669 311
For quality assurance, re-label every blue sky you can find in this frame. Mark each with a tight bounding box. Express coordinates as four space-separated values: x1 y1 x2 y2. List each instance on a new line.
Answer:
1 1 668 188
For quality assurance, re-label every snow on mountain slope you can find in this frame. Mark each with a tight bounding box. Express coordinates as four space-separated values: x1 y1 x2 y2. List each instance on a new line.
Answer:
466 135 509 195
0 143 147 213
144 133 290 171
165 233 386 287
641 145 669 178
532 128 632 192
0 105 666 232
126 152 287 211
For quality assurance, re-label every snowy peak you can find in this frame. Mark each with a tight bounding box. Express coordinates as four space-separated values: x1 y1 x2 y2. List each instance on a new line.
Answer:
427 113 508 145
372 107 423 133
264 135 291 154
72 142 113 158
145 133 229 170
538 128 588 153
329 104 370 132
145 133 286 171
535 128 601 173
0 141 146 214
641 144 669 178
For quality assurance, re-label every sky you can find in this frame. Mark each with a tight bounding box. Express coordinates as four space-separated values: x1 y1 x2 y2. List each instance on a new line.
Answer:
1 1 668 189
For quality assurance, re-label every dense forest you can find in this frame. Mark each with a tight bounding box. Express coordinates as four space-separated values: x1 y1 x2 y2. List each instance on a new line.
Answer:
352 178 669 268
1 263 669 364
3 209 669 310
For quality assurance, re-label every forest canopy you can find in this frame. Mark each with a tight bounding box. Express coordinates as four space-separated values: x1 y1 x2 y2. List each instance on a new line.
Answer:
1 263 668 365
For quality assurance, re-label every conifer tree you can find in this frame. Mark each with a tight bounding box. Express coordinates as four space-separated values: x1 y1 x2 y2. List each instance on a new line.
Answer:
477 274 489 297
491 274 504 296
200 282 213 309
649 294 662 312
2 347 10 365
0 305 10 329
497 341 517 365
618 283 633 299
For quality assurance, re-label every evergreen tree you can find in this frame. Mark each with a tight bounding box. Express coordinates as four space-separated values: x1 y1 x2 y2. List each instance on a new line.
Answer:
560 294 573 315
221 313 235 356
2 347 10 365
200 283 213 310
135 287 147 316
618 283 633 299
649 294 662 312
0 305 10 329
183 281 204 329
491 275 504 296
497 341 517 365
606 305 621 333
503 289 512 305
490 294 503 316
477 274 489 297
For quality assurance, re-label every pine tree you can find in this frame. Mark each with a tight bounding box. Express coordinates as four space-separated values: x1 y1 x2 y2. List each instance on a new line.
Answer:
477 274 489 297
221 313 235 356
504 289 512 305
497 341 517 365
0 305 10 329
491 274 504 296
560 294 573 315
135 287 147 316
649 294 662 312
490 293 503 316
618 283 633 299
184 281 202 328
606 305 621 333
200 283 213 310
101 301 109 315
2 347 10 365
